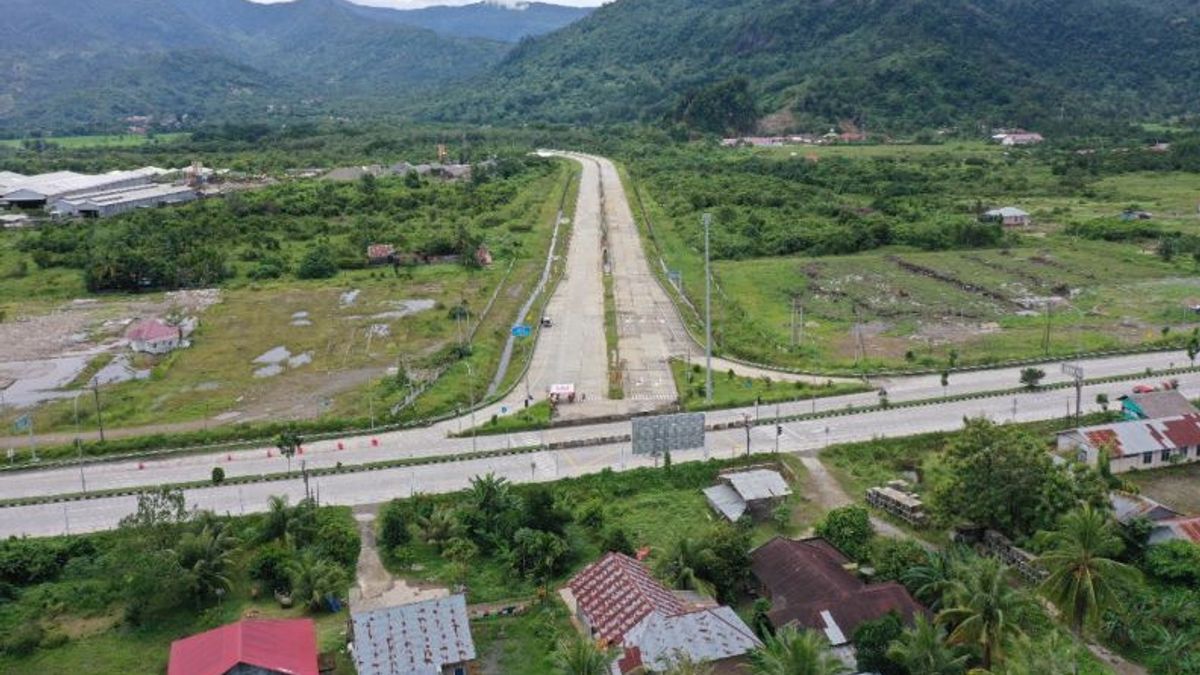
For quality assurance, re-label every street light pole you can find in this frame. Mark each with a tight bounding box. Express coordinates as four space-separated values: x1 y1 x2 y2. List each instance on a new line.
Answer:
91 378 105 442
465 362 477 454
743 413 751 456
703 213 713 403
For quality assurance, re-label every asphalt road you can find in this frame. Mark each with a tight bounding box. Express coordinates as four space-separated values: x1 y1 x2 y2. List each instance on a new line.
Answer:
6 371 1196 538
0 150 1196 536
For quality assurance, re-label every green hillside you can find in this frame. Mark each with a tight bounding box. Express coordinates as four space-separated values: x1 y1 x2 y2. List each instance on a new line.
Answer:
430 0 1200 132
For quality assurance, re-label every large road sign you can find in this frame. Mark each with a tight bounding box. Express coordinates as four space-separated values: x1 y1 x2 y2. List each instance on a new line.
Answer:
12 415 30 433
632 412 705 455
511 324 532 338
1061 363 1084 380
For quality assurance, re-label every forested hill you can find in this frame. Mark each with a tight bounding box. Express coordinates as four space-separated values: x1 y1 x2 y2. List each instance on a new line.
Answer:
0 0 510 135
346 1 593 43
428 0 1200 132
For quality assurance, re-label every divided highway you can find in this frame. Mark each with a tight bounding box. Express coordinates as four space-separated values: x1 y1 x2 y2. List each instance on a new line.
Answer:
0 151 1192 537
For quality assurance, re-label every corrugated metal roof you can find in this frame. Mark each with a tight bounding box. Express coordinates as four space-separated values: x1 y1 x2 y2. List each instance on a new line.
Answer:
567 552 684 645
1111 492 1180 524
54 183 195 209
985 207 1029 217
2 170 151 200
168 618 318 675
703 484 747 522
619 606 760 672
725 469 791 501
351 594 476 675
1077 414 1200 457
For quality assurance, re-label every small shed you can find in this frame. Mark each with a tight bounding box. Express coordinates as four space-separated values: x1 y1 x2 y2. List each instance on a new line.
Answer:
703 469 791 522
982 206 1030 227
366 243 396 265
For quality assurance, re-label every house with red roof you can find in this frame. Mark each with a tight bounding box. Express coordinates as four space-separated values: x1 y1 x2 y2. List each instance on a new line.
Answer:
167 618 318 675
561 552 760 674
126 318 186 355
1150 516 1200 546
1057 414 1200 473
749 537 926 647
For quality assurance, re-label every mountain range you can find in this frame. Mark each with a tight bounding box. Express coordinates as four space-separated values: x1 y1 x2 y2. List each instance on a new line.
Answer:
3 0 1199 136
0 0 591 134
431 0 1200 132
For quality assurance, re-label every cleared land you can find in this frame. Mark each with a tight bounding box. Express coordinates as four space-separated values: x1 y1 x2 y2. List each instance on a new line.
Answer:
1127 462 1200 515
630 142 1200 372
0 160 574 438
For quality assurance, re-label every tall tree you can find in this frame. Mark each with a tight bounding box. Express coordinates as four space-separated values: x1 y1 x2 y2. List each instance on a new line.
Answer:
657 537 718 599
749 626 849 675
1036 505 1141 634
886 616 969 675
174 523 238 605
462 473 523 548
937 557 1035 670
902 548 969 611
275 429 302 474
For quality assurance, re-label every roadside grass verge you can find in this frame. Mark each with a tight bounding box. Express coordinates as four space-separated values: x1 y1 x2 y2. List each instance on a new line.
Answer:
472 602 574 675
456 400 553 437
603 274 623 399
670 360 869 412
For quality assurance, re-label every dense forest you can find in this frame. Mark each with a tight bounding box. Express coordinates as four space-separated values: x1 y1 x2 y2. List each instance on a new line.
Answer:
431 0 1200 133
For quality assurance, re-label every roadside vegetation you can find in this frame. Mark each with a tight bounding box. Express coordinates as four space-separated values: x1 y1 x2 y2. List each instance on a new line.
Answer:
670 360 868 411
0 489 357 674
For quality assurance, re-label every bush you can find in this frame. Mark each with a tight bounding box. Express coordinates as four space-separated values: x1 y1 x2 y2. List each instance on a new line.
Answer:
1 622 44 656
815 506 874 562
0 539 64 585
211 467 225 485
297 245 339 280
871 538 927 582
853 612 905 675
1145 540 1200 584
249 545 293 593
576 500 605 531
378 501 411 550
314 516 361 569
601 527 635 555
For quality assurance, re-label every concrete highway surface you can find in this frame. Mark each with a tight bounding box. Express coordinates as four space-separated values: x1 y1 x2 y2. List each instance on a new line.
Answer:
0 150 1194 537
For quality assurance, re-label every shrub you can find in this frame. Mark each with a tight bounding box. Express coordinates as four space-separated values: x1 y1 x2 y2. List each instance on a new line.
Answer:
815 506 874 562
297 245 339 280
211 467 225 485
1146 540 1200 584
871 538 926 582
1 622 44 656
249 545 293 593
601 527 635 555
378 502 411 550
576 500 605 531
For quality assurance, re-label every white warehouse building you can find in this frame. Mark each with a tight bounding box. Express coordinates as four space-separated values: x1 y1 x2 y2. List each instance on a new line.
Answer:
50 184 197 218
0 168 168 209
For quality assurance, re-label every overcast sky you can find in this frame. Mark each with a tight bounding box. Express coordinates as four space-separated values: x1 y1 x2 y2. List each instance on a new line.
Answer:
251 0 608 7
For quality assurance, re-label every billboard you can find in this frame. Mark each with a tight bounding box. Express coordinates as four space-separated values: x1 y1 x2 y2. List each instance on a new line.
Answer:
632 412 705 455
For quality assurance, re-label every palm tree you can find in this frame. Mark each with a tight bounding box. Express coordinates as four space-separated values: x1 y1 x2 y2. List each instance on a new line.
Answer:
262 495 292 543
174 523 238 605
288 551 347 612
552 634 617 675
902 547 968 611
887 616 969 675
1036 505 1141 634
657 537 717 599
418 507 461 551
937 557 1034 671
749 626 849 675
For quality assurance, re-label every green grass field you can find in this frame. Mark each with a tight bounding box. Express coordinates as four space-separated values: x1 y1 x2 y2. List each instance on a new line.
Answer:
628 142 1200 373
0 133 189 149
670 360 869 411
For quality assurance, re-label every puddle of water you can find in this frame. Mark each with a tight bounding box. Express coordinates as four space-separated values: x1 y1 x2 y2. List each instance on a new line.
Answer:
91 354 151 386
367 324 390 337
290 319 313 327
291 311 310 320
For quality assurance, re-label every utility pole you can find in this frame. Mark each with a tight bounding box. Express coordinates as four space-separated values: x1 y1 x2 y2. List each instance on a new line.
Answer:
703 213 713 403
91 378 105 442
466 362 477 453
743 413 752 456
1062 363 1084 425
790 297 798 346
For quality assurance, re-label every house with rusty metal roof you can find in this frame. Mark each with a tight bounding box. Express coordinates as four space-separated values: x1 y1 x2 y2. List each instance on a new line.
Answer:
750 537 926 646
1150 516 1200 546
561 552 760 674
168 618 319 675
350 594 476 675
1111 492 1181 525
1056 414 1200 474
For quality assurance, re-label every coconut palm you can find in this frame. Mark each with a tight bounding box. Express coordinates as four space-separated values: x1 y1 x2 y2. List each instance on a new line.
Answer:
261 495 293 543
1147 625 1200 675
657 537 717 599
287 551 347 612
418 506 461 551
902 546 969 611
749 626 849 675
1036 505 1141 634
937 557 1034 671
174 523 238 604
552 634 617 675
886 616 969 675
